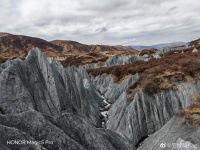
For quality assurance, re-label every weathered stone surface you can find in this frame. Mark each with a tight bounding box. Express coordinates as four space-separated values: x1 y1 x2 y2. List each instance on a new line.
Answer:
0 48 136 150
82 55 149 69
152 46 186 58
138 116 200 150
92 74 139 103
106 82 200 145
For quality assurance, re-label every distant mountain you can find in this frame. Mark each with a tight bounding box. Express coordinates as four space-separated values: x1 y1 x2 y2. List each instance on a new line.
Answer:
131 42 187 50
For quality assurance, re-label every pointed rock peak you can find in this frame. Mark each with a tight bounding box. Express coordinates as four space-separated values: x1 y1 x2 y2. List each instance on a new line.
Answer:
192 48 198 52
68 65 77 72
48 57 55 64
26 47 46 60
78 66 90 78
49 57 60 66
1 58 23 70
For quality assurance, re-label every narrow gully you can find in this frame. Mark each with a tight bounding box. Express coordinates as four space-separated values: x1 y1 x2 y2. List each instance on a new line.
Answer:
100 95 111 128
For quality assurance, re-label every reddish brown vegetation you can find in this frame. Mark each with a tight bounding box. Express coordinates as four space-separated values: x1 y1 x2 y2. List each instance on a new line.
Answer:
178 94 200 126
0 33 62 62
189 38 200 50
88 50 200 96
60 55 108 67
0 56 6 63
138 49 157 56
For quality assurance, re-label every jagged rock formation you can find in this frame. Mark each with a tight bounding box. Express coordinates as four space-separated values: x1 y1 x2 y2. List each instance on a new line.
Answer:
92 74 139 103
106 82 200 145
92 74 200 145
152 46 186 58
104 55 149 67
83 55 149 69
86 44 200 149
0 48 135 150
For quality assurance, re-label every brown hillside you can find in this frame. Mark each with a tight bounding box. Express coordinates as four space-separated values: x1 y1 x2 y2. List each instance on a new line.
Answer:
0 32 62 60
0 33 137 66
51 40 137 56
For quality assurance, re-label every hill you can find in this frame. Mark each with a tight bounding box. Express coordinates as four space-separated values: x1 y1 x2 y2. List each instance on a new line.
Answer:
0 33 137 66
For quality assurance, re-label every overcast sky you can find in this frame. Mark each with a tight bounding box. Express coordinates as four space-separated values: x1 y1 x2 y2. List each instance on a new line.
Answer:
1 0 200 45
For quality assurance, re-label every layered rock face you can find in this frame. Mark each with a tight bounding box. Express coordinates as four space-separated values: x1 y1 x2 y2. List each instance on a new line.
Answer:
0 48 135 150
105 82 200 145
92 74 139 103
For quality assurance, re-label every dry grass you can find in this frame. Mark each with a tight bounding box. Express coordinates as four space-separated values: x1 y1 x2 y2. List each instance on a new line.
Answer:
88 49 200 98
138 49 157 56
178 94 200 126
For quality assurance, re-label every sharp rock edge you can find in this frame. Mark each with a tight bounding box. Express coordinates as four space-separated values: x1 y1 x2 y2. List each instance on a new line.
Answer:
92 73 200 149
0 48 135 150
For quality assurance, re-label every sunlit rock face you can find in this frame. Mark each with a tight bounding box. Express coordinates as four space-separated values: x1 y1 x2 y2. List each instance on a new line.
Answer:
0 48 135 150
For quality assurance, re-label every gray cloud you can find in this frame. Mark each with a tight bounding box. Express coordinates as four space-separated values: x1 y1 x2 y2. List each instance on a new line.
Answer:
0 0 200 45
96 27 109 33
166 6 177 14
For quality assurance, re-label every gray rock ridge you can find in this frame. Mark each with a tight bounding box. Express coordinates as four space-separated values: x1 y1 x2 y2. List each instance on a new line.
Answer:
103 55 149 67
92 73 139 103
91 73 139 128
106 82 200 145
49 59 104 126
0 48 136 150
82 46 186 69
0 58 22 74
138 116 200 150
82 55 149 69
152 46 186 58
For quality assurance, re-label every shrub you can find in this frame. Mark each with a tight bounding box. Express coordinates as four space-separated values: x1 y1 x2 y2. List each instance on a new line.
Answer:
88 49 200 98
